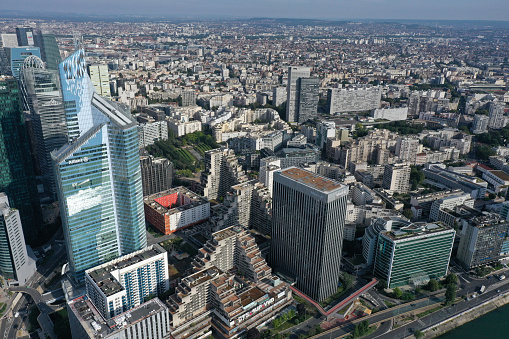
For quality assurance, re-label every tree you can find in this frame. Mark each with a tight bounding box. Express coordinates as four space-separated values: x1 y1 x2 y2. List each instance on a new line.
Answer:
445 283 457 305
445 273 458 286
428 279 440 292
403 209 413 220
297 303 306 317
246 328 260 339
392 287 403 299
475 144 496 160
414 330 424 338
342 272 355 290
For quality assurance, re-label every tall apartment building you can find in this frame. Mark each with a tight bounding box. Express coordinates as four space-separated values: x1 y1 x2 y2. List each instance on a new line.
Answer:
395 137 420 163
181 90 196 106
285 66 319 123
407 90 450 117
0 76 42 244
138 120 168 148
69 296 171 339
272 86 287 107
457 214 508 270
140 155 173 196
488 102 507 129
0 193 36 286
85 245 169 319
202 148 248 200
167 226 292 339
88 64 112 98
374 222 455 288
472 114 489 134
337 129 399 167
270 167 349 302
383 163 411 193
316 121 336 150
52 50 146 283
212 181 272 235
20 56 67 197
327 86 381 114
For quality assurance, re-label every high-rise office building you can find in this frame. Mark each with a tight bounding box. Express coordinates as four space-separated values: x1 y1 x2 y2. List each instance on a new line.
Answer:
374 222 455 288
36 33 61 70
270 167 348 302
457 213 508 270
6 47 41 79
286 66 310 122
296 77 319 122
52 49 146 283
0 76 42 244
0 193 36 286
87 64 111 98
15 27 35 47
140 155 173 196
20 56 67 197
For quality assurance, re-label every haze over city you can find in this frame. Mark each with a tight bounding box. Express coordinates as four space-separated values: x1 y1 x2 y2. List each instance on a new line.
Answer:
1 0 509 20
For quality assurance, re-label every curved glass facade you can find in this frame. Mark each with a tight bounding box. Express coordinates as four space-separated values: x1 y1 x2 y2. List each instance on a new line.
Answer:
53 49 146 283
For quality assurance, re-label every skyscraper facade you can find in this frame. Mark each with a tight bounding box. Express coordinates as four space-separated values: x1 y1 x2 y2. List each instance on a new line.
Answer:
7 47 41 79
296 77 319 122
270 167 348 302
36 33 62 70
15 27 35 47
0 76 42 244
0 193 36 286
286 66 310 122
20 56 67 197
52 49 146 283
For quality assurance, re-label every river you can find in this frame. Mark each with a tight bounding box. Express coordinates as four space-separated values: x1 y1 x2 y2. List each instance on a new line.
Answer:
439 302 509 338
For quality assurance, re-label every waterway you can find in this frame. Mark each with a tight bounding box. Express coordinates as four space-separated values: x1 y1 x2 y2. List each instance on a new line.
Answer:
439 302 509 338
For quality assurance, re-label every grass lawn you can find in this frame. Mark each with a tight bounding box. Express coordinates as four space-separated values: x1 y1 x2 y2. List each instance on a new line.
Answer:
293 295 316 313
320 287 346 308
0 303 6 318
417 306 443 318
274 314 312 332
147 225 163 238
384 300 396 308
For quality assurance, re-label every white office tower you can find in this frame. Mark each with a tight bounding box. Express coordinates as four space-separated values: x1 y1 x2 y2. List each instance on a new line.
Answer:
0 193 36 286
87 64 112 98
286 66 310 122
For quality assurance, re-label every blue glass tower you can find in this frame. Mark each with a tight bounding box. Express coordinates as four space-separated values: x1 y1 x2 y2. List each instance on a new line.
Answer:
6 47 41 79
52 49 146 283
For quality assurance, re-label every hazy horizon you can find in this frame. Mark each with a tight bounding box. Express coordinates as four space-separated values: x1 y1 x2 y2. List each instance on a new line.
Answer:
1 0 508 21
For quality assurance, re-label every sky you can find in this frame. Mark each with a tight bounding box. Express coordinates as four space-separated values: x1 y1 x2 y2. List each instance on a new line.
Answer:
2 0 509 21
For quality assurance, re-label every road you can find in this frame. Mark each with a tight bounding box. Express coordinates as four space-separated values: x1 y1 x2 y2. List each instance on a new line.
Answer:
9 287 58 338
312 271 509 339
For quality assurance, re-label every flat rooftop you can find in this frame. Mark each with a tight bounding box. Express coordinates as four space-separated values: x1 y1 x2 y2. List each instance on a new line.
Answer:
213 227 241 241
238 287 266 307
488 170 509 182
280 167 343 192
86 245 165 297
183 266 222 288
144 186 209 216
69 296 167 338
383 222 453 241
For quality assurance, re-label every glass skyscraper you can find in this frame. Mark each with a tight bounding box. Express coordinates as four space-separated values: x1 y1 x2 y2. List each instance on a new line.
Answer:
6 47 41 79
20 56 67 198
52 49 146 283
35 33 62 71
0 76 42 244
